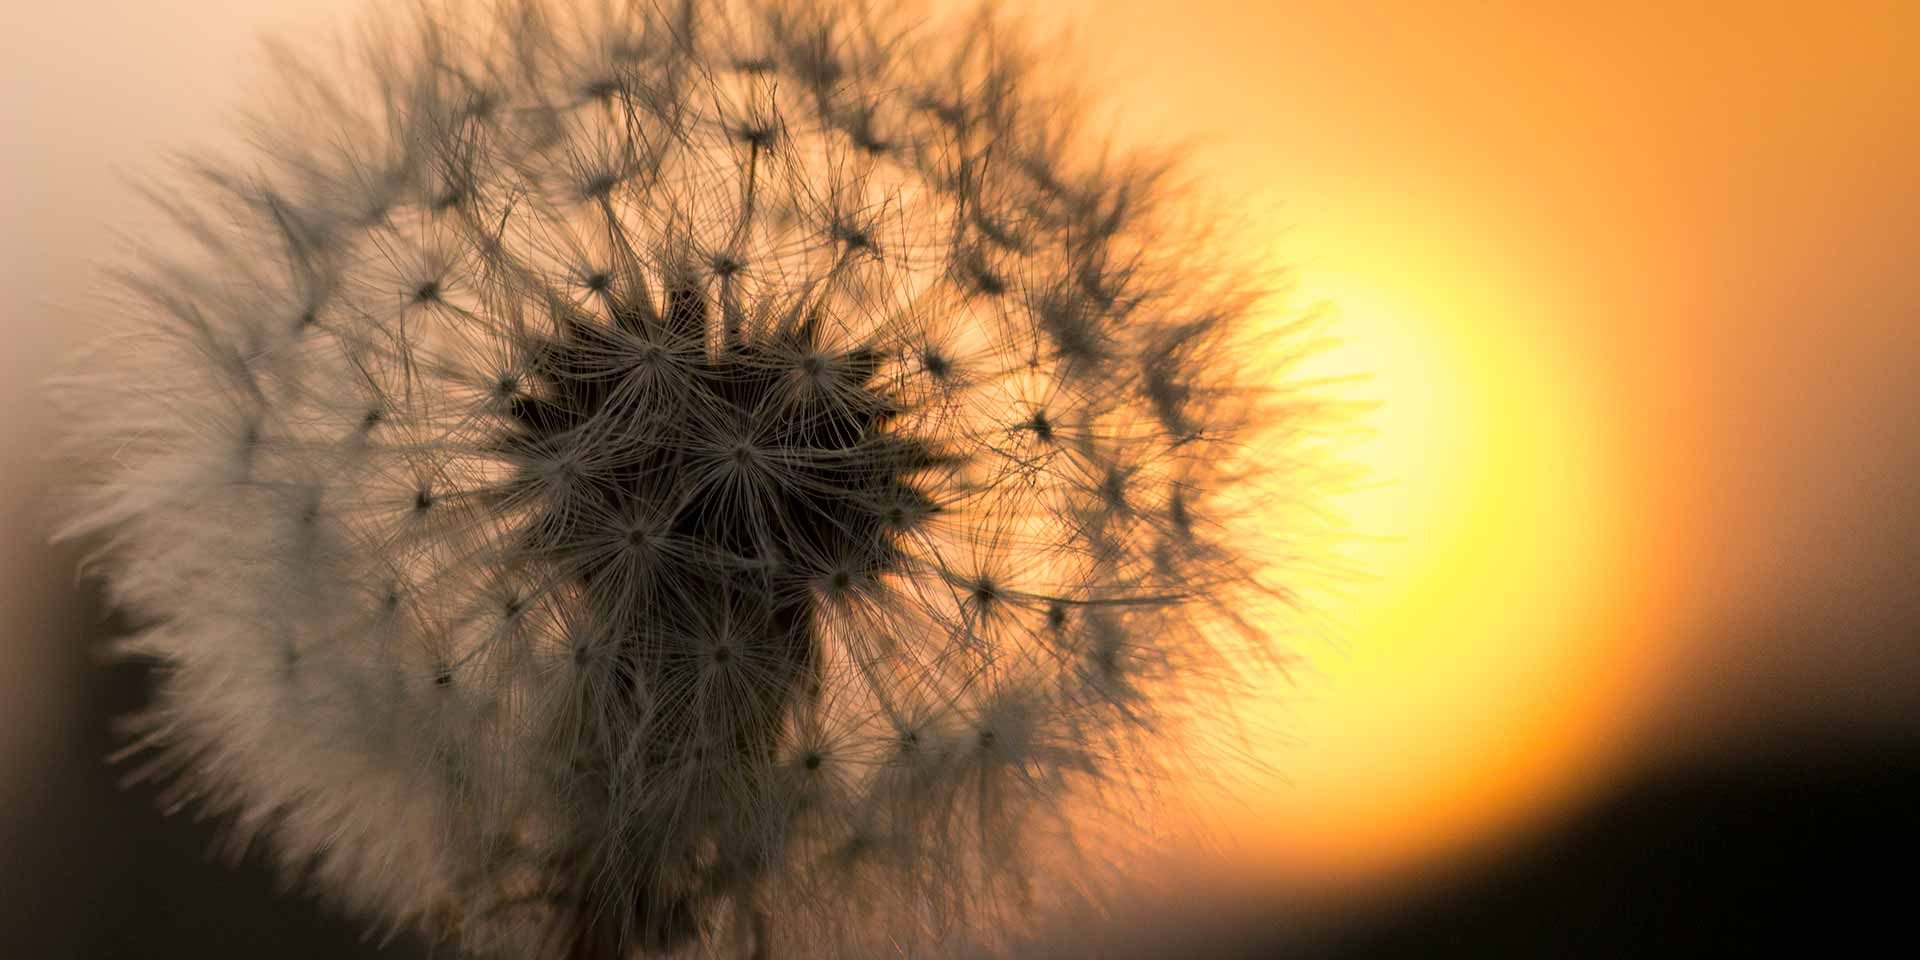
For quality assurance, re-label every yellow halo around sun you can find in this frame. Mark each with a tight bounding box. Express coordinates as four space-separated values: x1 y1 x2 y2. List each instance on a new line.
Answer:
1226 235 1669 885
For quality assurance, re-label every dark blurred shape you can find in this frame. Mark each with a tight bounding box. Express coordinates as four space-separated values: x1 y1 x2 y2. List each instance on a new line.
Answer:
1017 730 1920 959
0 570 426 960
1287 733 1920 958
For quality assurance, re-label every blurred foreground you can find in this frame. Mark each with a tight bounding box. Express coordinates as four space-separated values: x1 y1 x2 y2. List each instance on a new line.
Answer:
5 572 1915 956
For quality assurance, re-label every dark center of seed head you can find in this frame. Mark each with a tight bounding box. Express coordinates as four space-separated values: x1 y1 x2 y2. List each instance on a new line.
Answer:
502 321 935 940
583 173 620 199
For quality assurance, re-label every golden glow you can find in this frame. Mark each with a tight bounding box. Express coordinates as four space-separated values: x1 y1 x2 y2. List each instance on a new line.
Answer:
1246 232 1644 878
1054 0 1916 886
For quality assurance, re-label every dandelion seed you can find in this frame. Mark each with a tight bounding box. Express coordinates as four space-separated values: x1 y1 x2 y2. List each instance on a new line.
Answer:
55 1 1321 957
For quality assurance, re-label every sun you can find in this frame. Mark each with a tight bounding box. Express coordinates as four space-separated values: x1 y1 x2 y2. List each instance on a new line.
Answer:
1222 237 1664 886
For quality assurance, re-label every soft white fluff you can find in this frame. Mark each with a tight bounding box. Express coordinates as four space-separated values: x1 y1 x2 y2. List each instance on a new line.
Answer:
57 1 1322 956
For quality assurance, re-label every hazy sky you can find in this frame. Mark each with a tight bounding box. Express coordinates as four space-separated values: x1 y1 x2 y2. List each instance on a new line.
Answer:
1056 0 1920 879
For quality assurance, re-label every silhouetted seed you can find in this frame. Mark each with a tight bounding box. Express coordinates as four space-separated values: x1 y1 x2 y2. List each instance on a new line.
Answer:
1169 489 1193 538
970 264 1006 295
64 3 1297 957
972 212 1023 252
1046 602 1067 630
582 173 621 199
841 832 872 861
464 91 496 119
1102 469 1128 508
924 96 967 130
832 223 875 254
665 284 707 335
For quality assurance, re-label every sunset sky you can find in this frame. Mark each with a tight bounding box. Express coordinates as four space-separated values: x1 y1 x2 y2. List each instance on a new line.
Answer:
5 0 1917 917
1049 0 1920 885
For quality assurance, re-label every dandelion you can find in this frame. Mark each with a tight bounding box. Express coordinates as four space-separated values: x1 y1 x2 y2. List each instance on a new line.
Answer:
57 0 1321 956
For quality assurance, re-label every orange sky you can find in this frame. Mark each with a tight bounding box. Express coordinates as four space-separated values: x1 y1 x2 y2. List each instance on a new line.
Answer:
1044 0 1920 884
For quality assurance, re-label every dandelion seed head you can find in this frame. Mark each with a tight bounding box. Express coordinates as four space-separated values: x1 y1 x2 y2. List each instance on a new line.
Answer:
55 0 1325 956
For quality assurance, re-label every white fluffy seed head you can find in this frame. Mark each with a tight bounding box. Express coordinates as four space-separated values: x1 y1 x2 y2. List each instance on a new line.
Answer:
56 1 1325 956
